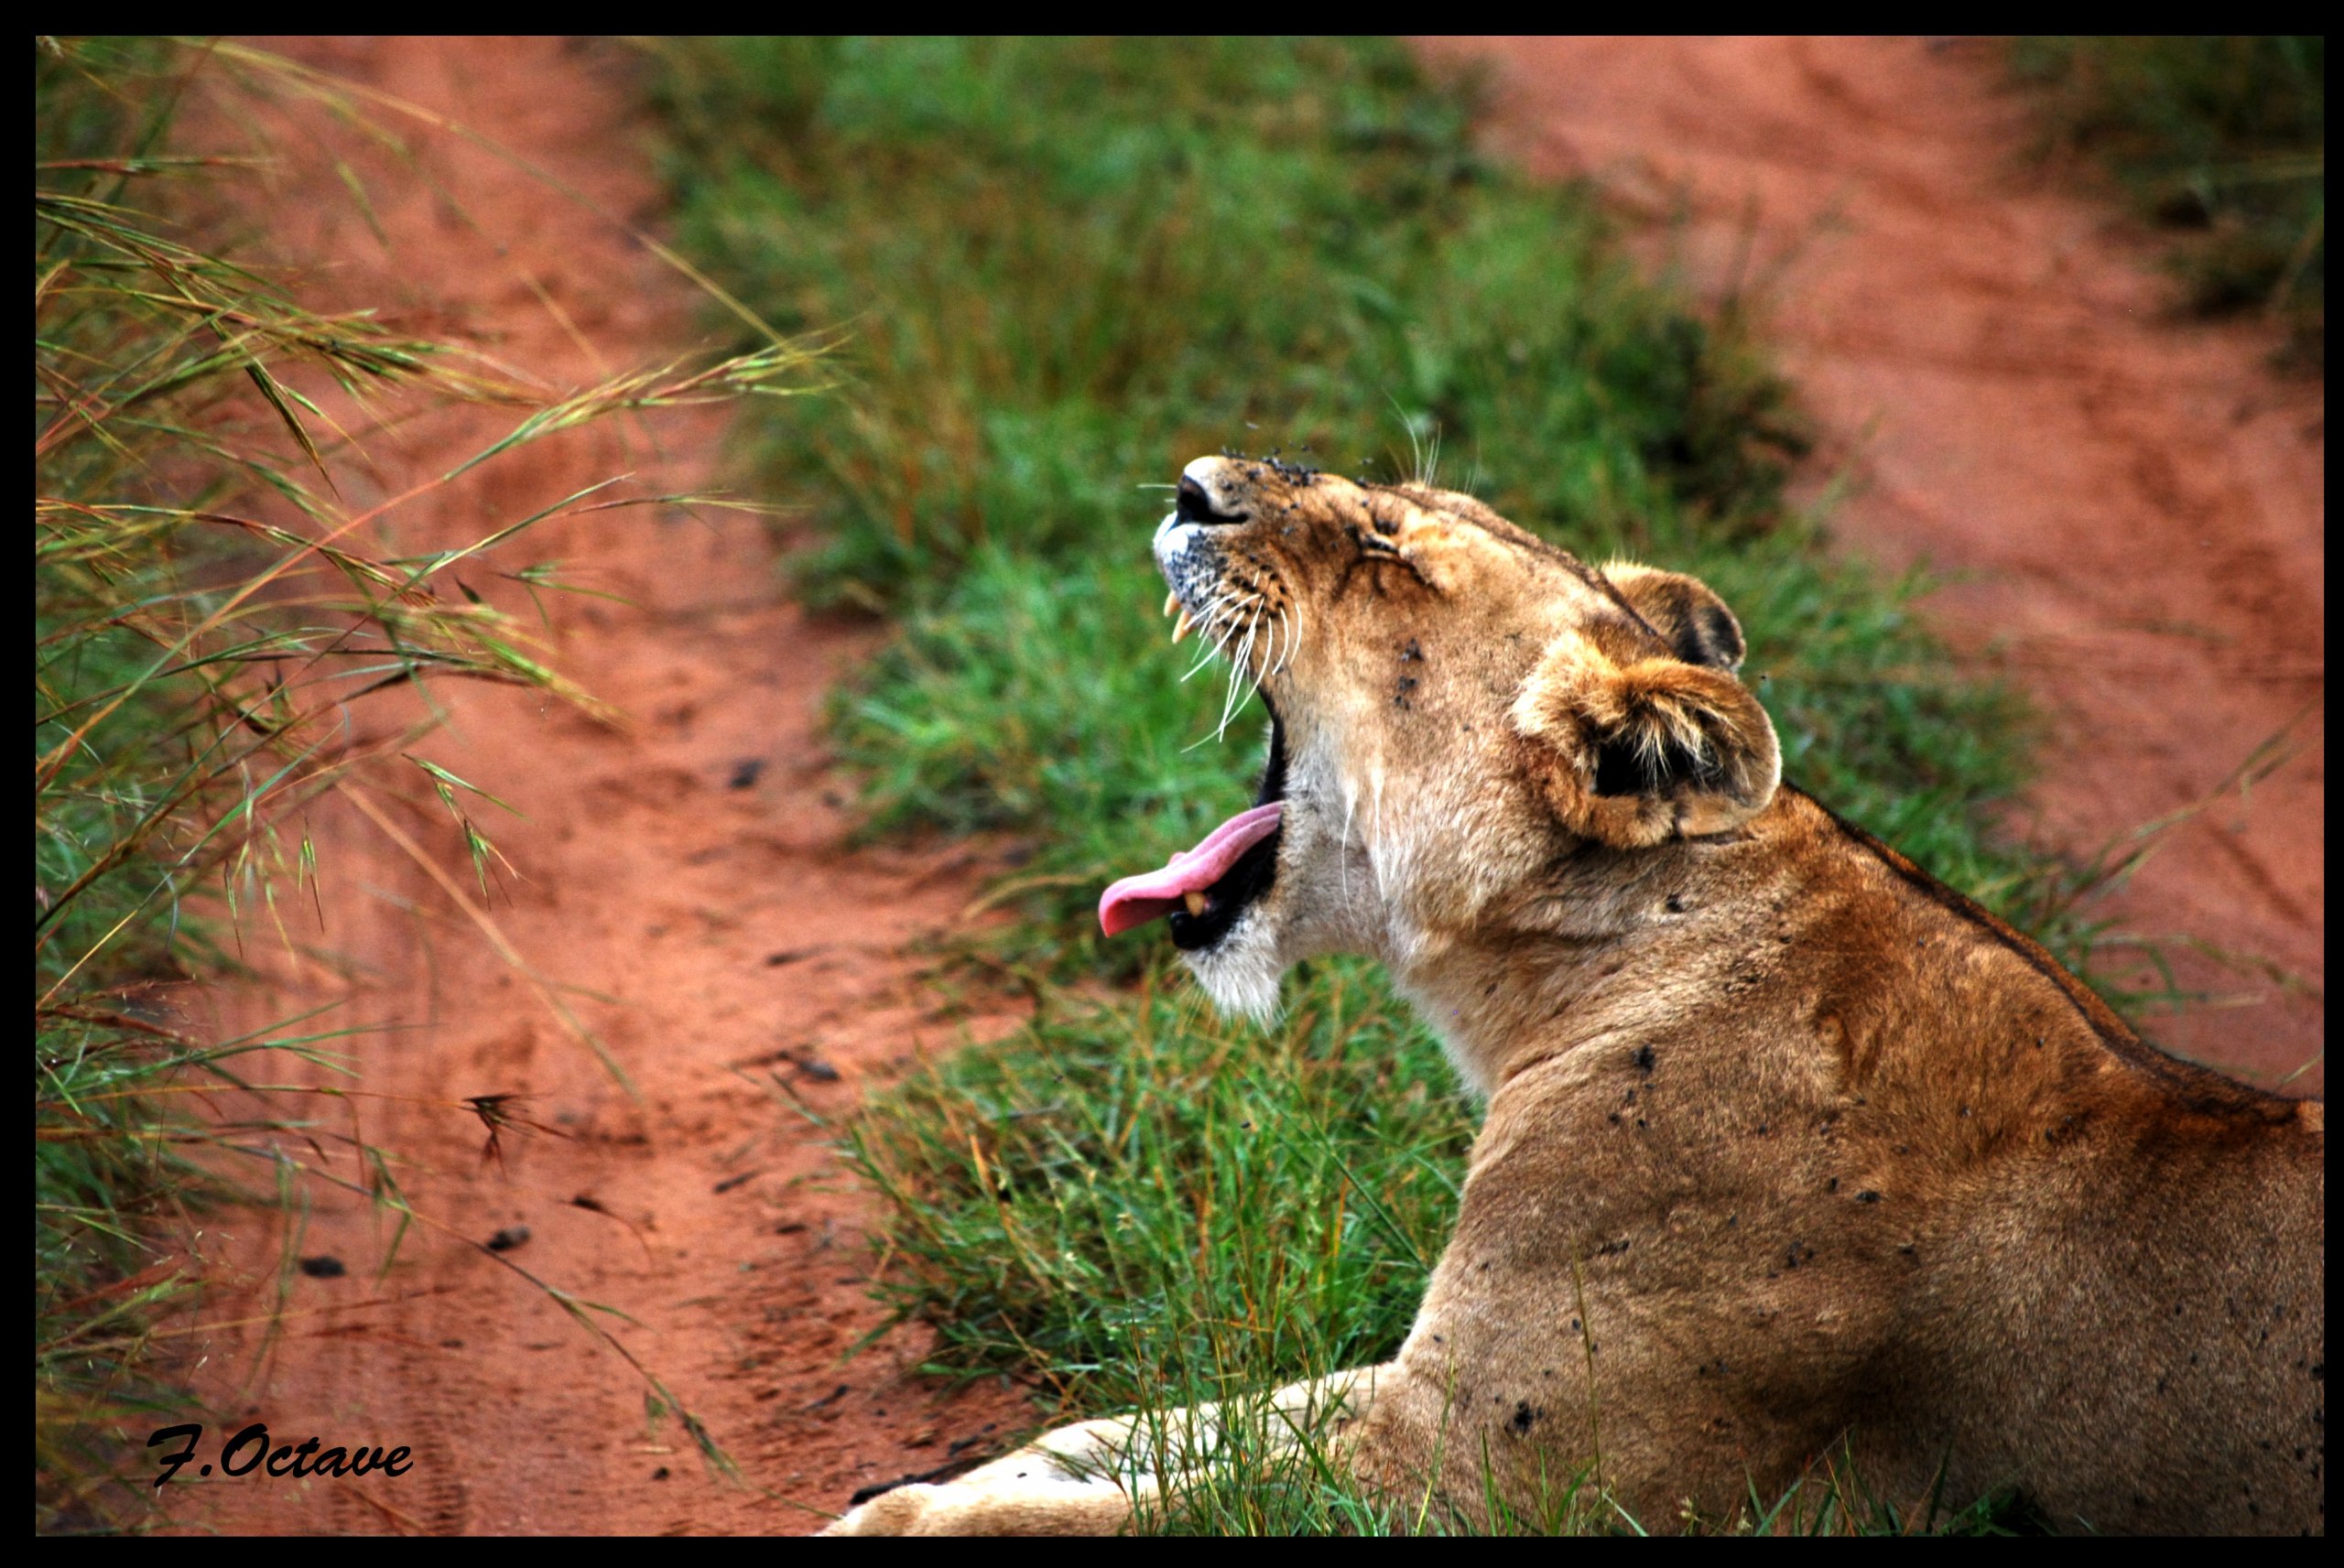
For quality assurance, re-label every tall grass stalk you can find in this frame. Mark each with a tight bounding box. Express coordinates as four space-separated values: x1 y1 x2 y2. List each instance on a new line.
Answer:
35 37 820 1530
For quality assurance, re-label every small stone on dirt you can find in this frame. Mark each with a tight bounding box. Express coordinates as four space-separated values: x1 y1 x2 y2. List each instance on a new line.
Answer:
486 1225 532 1252
298 1255 346 1279
727 757 765 789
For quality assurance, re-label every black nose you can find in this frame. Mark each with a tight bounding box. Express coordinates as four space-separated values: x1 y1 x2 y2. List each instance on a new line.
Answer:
1176 475 1245 526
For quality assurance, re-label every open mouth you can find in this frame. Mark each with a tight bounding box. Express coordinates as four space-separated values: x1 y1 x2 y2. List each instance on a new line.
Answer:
1098 697 1286 949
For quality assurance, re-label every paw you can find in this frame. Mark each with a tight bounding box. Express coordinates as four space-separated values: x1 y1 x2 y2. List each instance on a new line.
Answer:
816 1472 1135 1536
819 1482 946 1536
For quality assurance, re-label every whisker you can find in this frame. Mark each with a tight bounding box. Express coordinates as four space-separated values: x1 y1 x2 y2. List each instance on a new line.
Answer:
1180 589 1243 681
1216 612 1260 741
1225 609 1264 737
1188 606 1255 751
1238 616 1275 721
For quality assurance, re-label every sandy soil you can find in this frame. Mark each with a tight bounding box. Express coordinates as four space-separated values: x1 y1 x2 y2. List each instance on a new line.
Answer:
1416 37 2324 1094
160 38 1026 1535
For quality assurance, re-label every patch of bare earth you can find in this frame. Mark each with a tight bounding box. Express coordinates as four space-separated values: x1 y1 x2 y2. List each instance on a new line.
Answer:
158 38 1026 1535
1416 36 2323 1094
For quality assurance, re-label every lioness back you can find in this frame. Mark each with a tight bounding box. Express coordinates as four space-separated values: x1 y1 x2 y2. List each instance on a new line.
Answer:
1759 787 2323 1532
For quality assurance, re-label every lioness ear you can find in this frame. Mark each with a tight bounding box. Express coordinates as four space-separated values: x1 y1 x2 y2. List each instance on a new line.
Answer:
1509 628 1781 849
1603 562 1747 672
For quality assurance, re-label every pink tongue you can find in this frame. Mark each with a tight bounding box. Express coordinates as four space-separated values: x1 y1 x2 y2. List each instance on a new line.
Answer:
1098 802 1285 937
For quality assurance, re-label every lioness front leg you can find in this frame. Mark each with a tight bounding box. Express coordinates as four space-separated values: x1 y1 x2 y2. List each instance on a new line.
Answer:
820 1368 1382 1535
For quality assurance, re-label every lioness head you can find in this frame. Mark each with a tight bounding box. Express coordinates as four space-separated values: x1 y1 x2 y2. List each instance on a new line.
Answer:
1101 454 1781 1026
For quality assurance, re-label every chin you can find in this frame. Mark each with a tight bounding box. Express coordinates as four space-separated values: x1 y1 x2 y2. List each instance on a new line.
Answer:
1180 908 1288 1023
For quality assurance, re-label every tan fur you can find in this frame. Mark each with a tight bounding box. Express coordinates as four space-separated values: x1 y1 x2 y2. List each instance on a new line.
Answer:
826 457 2324 1536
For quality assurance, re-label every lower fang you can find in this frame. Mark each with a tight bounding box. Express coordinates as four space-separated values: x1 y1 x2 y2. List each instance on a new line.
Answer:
1163 592 1180 619
1172 609 1196 644
1182 891 1209 917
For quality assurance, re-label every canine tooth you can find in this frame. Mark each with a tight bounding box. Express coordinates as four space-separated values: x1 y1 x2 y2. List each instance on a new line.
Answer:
1171 609 1196 644
1182 891 1209 917
1163 592 1180 619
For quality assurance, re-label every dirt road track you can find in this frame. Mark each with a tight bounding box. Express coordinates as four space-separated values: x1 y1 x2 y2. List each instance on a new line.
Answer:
1416 37 2324 1093
165 38 1024 1534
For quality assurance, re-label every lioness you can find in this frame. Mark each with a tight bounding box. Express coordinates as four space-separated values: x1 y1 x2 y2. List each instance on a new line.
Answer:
829 456 2324 1535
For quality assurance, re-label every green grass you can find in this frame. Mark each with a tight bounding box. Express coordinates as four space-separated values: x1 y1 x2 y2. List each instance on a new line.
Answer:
650 38 2080 1532
2013 37 2325 367
35 37 817 1530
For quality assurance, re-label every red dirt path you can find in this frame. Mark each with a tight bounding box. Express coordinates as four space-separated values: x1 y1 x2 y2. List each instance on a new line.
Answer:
1417 37 2324 1094
162 38 1026 1535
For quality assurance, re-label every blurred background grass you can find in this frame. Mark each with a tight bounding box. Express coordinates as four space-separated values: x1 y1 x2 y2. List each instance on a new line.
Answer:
2012 36 2324 368
647 37 2092 1530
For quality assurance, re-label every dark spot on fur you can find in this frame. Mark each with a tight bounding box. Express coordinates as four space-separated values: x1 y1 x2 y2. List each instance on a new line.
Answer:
1665 893 1686 914
2045 1113 2090 1146
1633 1044 1656 1073
1856 1190 1882 1204
1509 1400 1539 1435
1399 638 1423 661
